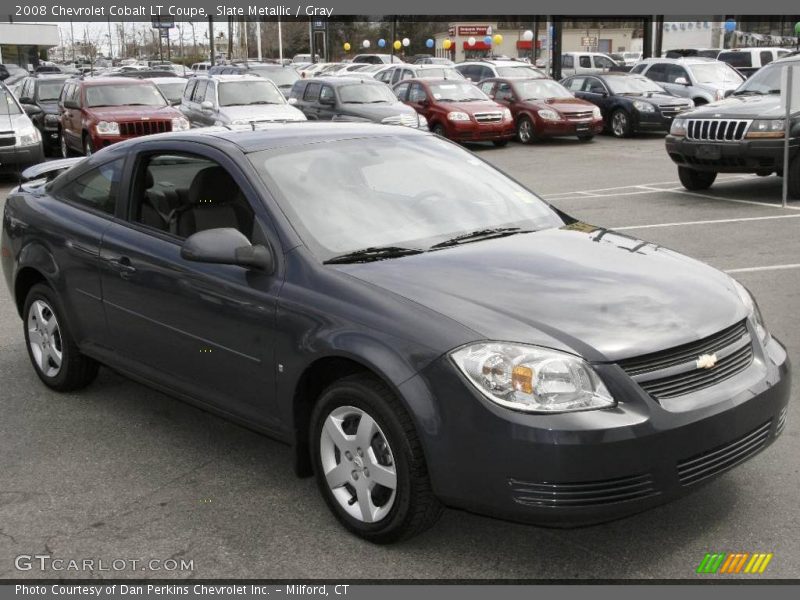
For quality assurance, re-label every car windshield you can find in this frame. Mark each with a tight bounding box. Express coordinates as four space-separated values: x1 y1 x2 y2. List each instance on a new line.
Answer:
428 82 488 101
339 84 397 104
38 80 66 101
689 62 744 85
218 80 285 106
496 65 542 78
251 68 300 87
249 135 563 259
606 75 666 94
514 79 573 99
86 83 167 107
0 89 21 115
156 82 186 103
732 63 784 94
417 67 462 79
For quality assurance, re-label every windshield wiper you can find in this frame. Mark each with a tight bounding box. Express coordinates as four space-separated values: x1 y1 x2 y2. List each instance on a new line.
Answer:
429 227 533 250
247 100 280 105
367 100 390 103
732 89 765 96
323 246 424 264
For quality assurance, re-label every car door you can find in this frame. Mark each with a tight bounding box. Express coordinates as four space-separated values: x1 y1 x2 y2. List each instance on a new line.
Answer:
316 85 336 120
407 82 431 119
664 64 691 98
59 83 79 151
492 81 515 109
98 141 284 429
200 80 219 126
180 78 198 125
580 77 612 117
301 82 322 119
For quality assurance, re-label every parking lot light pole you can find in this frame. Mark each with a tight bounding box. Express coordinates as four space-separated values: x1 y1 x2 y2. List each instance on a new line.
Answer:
783 65 793 208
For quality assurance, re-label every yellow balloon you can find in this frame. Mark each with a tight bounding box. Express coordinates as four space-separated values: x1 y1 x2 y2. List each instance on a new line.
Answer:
393 40 402 50
343 42 351 52
493 34 503 45
443 39 452 50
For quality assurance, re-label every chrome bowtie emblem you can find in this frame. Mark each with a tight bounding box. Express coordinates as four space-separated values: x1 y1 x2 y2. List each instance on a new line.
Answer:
696 353 718 369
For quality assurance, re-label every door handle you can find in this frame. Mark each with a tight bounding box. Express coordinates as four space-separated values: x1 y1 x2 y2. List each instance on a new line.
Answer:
105 256 137 279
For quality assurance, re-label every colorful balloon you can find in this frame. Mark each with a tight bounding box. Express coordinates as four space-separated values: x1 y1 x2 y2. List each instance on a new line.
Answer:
467 36 476 46
362 40 371 48
402 38 410 47
522 30 533 41
484 35 493 45
378 38 386 48
393 40 402 50
443 39 452 50
343 42 351 52
426 38 434 49
493 34 503 45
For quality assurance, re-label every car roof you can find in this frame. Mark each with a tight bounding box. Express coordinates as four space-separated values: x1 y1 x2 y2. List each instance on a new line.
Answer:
300 76 382 86
72 76 155 86
201 73 264 81
640 56 716 63
148 77 188 84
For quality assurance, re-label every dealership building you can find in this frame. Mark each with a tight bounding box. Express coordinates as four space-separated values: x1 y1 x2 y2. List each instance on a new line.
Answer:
0 21 60 68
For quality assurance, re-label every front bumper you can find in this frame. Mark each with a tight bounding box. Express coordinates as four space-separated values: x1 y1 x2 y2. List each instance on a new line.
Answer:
538 118 603 138
402 334 790 526
0 143 44 171
666 135 799 173
447 120 516 142
634 110 679 133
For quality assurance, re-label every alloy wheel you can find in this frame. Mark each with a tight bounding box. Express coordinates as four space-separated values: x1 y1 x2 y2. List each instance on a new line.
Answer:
27 300 63 378
612 112 628 137
518 118 533 143
60 135 68 158
319 405 397 523
83 137 93 156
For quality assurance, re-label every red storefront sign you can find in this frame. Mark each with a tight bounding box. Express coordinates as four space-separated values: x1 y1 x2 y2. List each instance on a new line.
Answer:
458 25 490 36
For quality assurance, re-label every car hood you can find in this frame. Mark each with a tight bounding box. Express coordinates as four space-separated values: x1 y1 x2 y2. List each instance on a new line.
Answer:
440 100 506 114
683 94 783 119
622 92 691 107
338 102 418 120
336 225 746 362
219 104 307 122
520 96 597 113
86 105 181 121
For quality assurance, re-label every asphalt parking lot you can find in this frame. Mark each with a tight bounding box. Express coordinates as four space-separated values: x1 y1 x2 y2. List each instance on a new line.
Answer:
0 133 798 580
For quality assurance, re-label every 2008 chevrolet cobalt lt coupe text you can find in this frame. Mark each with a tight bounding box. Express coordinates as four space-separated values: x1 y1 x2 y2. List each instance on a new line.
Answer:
1 124 790 543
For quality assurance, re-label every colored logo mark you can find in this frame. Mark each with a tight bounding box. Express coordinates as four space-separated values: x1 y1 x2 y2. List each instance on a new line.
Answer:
697 552 773 574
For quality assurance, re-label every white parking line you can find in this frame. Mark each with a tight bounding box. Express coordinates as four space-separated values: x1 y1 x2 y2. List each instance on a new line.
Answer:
614 213 800 231
726 264 800 274
541 175 752 198
637 186 798 210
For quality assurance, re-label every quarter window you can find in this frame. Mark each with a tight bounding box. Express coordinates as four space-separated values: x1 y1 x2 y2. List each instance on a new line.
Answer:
562 55 574 69
645 63 667 82
579 56 591 68
319 86 335 103
564 77 585 91
303 82 321 101
394 82 411 100
56 159 124 215
760 51 773 66
192 79 208 102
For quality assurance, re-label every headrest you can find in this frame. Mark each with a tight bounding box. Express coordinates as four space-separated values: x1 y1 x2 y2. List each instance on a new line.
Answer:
189 166 236 205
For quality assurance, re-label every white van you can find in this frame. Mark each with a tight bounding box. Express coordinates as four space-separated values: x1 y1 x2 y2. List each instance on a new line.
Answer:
717 47 792 78
560 52 620 76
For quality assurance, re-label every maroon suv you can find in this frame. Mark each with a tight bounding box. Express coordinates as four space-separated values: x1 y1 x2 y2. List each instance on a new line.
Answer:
58 77 189 157
479 77 604 143
393 78 515 146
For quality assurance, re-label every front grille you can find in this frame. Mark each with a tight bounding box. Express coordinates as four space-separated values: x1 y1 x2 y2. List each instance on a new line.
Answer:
0 132 15 147
776 406 788 437
565 111 594 120
619 321 753 400
381 114 418 127
118 120 172 137
509 473 659 508
660 104 690 118
677 420 771 486
473 111 503 123
686 119 751 141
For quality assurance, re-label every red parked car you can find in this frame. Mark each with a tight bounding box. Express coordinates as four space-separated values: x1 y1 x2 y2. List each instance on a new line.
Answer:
58 77 189 157
393 78 515 146
478 77 604 143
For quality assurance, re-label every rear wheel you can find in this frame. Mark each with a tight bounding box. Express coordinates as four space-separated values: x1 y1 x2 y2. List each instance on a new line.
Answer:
610 109 632 138
788 153 800 199
678 166 717 191
310 374 442 543
23 284 99 391
516 115 536 144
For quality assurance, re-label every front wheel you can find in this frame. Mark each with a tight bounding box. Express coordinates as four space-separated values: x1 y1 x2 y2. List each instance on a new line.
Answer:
678 166 717 191
23 284 99 391
431 123 447 138
310 374 442 544
82 134 94 157
516 115 536 144
60 133 71 158
610 109 632 138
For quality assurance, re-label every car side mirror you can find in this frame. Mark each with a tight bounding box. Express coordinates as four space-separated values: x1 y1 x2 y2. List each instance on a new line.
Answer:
200 100 215 112
22 104 42 116
63 99 79 109
724 89 735 98
419 98 430 106
674 77 689 86
18 96 34 105
181 228 274 273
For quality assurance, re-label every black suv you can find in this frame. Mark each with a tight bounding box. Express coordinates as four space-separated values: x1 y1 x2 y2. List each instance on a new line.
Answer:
289 77 426 128
15 74 69 156
666 56 800 196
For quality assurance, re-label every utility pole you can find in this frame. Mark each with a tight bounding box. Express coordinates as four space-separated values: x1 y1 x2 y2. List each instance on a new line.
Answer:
278 20 283 62
208 15 215 65
70 20 76 62
256 19 262 61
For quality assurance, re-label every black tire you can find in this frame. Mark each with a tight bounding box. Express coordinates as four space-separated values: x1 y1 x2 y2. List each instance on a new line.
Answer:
577 134 594 142
678 166 717 191
610 109 633 138
516 115 536 144
693 98 708 106
493 139 509 147
82 133 94 157
22 283 99 392
60 133 71 158
310 374 442 544
788 153 800 199
431 123 446 138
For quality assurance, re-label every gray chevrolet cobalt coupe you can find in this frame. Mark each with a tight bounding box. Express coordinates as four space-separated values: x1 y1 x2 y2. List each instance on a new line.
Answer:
1 124 790 543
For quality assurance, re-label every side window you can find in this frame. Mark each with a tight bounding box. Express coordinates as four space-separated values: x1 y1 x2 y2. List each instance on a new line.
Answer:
56 159 124 215
394 82 410 100
408 83 427 102
562 55 574 69
579 56 591 68
390 68 403 85
289 81 305 99
594 56 614 69
133 154 255 241
666 65 689 83
584 78 606 94
760 51 774 66
460 65 478 81
60 83 72 103
630 63 646 74
645 63 667 82
478 66 493 81
183 79 197 101
479 81 496 96
401 69 414 81
319 85 335 103
192 79 208 102
204 82 217 105
495 82 514 101
564 77 585 91
303 82 321 101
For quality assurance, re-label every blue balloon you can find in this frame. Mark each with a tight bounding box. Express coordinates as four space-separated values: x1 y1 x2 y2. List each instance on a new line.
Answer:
725 19 736 33
378 38 386 48
484 35 492 45
426 38 434 48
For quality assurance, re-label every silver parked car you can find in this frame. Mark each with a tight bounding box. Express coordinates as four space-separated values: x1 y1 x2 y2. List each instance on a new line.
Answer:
179 74 306 127
631 57 745 105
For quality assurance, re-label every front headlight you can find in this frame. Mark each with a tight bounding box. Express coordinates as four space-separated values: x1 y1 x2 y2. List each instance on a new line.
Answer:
670 118 687 137
538 108 561 121
746 119 785 139
95 120 120 135
592 106 601 118
451 342 616 413
15 124 41 146
731 279 769 344
417 113 428 130
171 117 190 131
632 100 655 113
447 111 470 122
502 108 512 121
